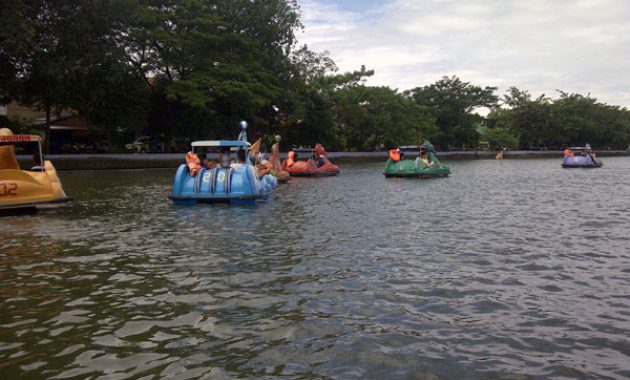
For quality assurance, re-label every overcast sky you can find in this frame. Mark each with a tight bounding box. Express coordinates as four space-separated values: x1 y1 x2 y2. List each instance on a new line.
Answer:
297 0 630 109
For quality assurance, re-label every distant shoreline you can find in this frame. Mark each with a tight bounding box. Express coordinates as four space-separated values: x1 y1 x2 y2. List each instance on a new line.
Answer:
17 150 629 171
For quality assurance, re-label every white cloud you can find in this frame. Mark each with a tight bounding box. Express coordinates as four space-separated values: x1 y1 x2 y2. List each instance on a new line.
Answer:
297 0 630 107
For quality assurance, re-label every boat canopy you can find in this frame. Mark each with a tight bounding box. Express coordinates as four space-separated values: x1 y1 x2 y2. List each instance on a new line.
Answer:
0 134 42 145
1 131 43 171
399 145 423 151
292 148 315 153
191 140 251 148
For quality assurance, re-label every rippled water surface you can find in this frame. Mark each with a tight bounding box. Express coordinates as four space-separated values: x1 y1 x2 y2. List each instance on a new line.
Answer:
1 157 629 379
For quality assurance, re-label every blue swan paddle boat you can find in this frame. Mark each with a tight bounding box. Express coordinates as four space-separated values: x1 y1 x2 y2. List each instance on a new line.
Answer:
169 140 278 205
561 146 603 168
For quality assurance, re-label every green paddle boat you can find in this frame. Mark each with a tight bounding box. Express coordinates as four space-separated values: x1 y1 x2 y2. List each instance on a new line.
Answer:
384 141 450 178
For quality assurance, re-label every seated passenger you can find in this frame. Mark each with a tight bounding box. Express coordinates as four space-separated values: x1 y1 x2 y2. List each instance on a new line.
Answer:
286 151 296 167
197 153 217 169
584 144 596 158
236 148 246 163
317 156 325 167
198 153 208 166
314 143 326 167
563 148 574 157
421 151 435 168
257 152 268 166
230 149 247 170
388 148 401 162
218 146 230 167
255 153 271 176
186 151 202 176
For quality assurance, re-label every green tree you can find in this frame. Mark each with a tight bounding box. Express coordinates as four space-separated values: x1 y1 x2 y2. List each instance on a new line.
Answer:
500 87 556 149
480 127 519 150
119 0 302 143
0 0 144 151
406 76 498 149
278 46 375 149
334 85 437 150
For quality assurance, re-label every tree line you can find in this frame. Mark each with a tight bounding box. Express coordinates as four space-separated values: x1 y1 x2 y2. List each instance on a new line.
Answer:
2 0 629 152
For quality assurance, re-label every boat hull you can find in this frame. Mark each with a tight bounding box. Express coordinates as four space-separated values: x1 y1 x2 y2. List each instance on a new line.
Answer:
274 173 291 182
287 170 339 177
170 164 278 205
0 162 71 211
283 157 340 177
383 158 450 178
0 196 72 212
384 172 450 178
561 156 603 168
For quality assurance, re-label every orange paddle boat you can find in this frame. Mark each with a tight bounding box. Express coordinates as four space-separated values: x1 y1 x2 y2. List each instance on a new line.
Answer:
282 144 339 177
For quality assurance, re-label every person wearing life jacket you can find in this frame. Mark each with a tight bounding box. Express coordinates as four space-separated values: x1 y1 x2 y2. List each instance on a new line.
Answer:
255 152 271 177
563 148 574 157
314 143 327 167
421 150 436 168
286 150 296 167
198 153 217 169
388 148 401 162
186 151 202 176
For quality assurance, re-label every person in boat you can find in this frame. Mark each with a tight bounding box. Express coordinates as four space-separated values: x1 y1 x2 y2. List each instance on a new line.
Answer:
421 149 435 168
314 143 326 167
230 148 247 170
583 143 599 164
584 143 596 157
198 152 208 166
563 148 574 157
186 151 202 176
285 150 296 167
197 153 217 169
388 148 401 162
255 152 273 178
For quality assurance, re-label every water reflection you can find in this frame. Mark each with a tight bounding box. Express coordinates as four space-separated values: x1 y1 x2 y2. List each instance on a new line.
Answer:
1 159 629 379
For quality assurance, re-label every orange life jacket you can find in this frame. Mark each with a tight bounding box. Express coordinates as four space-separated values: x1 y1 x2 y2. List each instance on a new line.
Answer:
286 151 295 167
389 148 400 162
186 151 202 176
564 149 574 157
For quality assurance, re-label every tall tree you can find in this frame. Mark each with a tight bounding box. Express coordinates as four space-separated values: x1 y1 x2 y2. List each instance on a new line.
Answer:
334 85 437 151
0 0 142 151
501 87 556 149
119 0 302 142
406 76 498 149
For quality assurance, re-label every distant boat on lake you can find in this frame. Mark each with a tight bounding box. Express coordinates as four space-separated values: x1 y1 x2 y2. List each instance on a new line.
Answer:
561 145 603 168
384 141 450 178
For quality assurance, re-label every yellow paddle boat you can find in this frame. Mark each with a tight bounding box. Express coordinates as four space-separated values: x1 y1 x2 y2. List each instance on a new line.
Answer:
0 128 71 211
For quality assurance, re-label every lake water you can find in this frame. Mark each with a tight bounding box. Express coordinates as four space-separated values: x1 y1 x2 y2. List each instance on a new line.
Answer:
1 158 629 379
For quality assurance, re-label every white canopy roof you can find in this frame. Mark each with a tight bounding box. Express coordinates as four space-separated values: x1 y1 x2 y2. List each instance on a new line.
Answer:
191 140 250 148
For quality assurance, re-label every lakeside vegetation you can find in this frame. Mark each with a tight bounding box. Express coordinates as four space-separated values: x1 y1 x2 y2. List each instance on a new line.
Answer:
2 0 630 152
